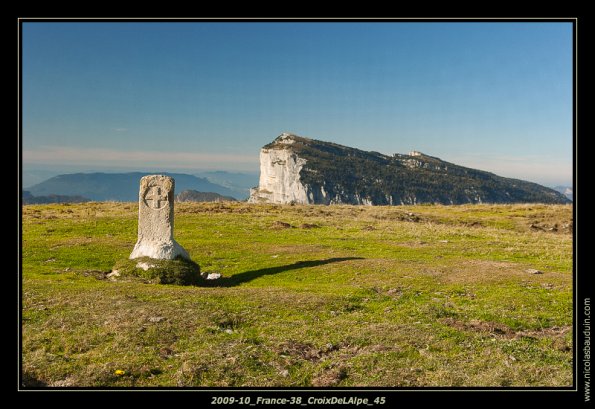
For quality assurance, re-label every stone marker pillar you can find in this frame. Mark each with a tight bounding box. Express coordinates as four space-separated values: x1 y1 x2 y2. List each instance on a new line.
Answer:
129 175 190 260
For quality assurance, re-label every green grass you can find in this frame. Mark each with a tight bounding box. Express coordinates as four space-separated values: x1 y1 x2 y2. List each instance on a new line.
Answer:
21 202 573 387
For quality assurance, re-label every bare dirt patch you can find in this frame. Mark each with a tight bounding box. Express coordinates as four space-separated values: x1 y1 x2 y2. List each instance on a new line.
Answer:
300 223 320 229
270 221 293 230
312 366 348 387
371 210 423 223
441 318 571 340
275 341 330 362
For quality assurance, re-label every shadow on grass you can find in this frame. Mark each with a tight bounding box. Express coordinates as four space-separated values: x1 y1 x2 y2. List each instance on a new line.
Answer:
201 257 364 287
21 372 47 388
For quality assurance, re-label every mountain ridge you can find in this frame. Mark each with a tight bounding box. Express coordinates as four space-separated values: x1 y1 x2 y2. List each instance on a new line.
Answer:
553 186 573 201
22 190 91 205
27 172 239 202
249 133 570 205
176 190 237 203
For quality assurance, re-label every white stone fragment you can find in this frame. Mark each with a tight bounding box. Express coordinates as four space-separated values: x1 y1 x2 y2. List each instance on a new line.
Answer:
136 261 155 271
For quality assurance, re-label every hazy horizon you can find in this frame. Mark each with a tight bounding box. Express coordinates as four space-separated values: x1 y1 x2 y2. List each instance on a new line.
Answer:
22 140 572 189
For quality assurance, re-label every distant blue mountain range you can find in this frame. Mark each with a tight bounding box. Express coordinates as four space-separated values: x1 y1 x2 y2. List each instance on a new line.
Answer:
26 172 240 202
553 186 573 201
195 171 258 199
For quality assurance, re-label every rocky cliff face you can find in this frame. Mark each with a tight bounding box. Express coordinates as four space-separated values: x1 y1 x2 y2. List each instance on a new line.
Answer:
249 134 310 204
249 133 570 206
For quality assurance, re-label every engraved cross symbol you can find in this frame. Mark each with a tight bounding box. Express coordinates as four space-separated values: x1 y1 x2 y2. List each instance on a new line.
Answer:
144 186 168 209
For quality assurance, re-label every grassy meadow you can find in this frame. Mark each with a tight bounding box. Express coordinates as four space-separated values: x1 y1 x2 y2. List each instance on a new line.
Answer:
21 202 573 387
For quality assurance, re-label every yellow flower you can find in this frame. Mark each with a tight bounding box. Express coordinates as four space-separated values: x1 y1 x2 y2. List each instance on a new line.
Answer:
114 369 125 376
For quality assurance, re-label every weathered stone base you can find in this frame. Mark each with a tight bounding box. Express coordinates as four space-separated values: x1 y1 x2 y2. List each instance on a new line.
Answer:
129 239 190 260
109 256 201 285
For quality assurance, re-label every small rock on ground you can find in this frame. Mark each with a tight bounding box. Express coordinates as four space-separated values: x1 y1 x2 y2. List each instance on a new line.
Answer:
136 261 155 271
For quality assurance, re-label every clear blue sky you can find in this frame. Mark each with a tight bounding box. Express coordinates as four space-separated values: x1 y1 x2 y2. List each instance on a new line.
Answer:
22 21 573 186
